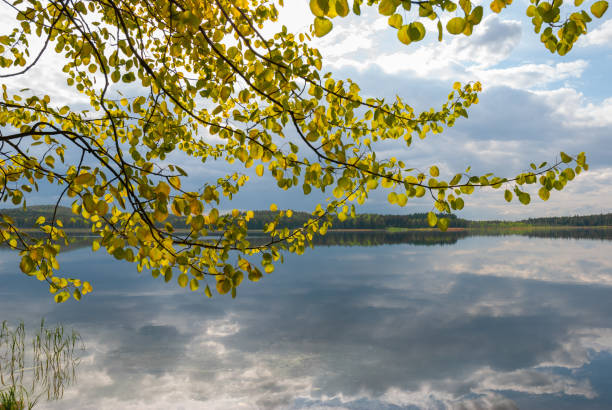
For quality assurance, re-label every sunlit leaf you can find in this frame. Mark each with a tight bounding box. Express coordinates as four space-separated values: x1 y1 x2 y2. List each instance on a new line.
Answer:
447 17 466 35
427 211 438 227
314 17 333 37
591 1 608 17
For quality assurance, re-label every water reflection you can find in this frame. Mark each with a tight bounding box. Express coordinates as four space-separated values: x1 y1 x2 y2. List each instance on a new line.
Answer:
1 234 612 409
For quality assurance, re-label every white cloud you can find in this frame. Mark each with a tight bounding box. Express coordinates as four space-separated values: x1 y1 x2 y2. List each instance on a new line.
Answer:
306 14 588 91
472 367 596 398
450 15 523 68
310 16 388 59
534 87 612 128
274 4 526 78
347 53 586 90
320 16 521 71
581 19 612 47
473 60 587 90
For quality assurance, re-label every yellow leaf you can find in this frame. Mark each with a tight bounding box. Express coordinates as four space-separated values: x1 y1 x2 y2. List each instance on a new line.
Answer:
20 256 34 274
54 292 70 303
447 17 466 34
155 182 170 197
178 273 188 288
190 278 199 291
310 0 328 17
427 211 438 227
169 176 181 189
216 278 231 294
314 17 333 37
74 172 93 185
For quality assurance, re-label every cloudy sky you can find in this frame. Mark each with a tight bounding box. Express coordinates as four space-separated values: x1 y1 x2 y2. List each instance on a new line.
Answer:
232 1 612 219
245 2 612 220
1 1 611 220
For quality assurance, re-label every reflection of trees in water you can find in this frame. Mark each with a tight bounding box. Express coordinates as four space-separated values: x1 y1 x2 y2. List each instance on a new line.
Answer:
470 227 612 241
313 228 612 247
314 231 468 247
0 234 95 252
0 321 83 409
4 229 612 254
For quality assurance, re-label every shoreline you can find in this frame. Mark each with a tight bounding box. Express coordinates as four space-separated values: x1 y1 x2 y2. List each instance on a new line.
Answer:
9 226 612 234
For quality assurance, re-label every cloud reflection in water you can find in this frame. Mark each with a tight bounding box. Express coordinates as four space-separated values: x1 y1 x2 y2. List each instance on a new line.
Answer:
2 234 612 409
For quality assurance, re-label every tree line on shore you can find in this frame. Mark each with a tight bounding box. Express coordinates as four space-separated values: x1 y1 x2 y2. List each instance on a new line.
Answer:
2 206 612 230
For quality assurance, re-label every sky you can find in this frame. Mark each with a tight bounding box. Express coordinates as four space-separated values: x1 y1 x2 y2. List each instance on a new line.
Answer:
246 2 612 220
1 1 611 220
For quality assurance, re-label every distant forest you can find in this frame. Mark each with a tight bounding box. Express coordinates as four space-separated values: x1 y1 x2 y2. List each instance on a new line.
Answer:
0 205 90 228
1 205 612 230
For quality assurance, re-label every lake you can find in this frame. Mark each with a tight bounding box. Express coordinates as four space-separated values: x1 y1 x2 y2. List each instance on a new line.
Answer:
2 231 612 409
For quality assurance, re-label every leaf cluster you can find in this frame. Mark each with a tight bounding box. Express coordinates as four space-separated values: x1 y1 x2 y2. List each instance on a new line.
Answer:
309 0 608 55
0 0 588 301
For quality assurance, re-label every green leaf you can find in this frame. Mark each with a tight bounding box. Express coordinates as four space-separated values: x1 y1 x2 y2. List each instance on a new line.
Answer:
591 0 608 17
447 17 466 35
248 269 263 282
427 211 438 227
189 278 199 291
468 6 484 24
216 278 231 294
504 189 513 202
54 291 70 303
335 0 350 17
310 0 329 17
560 152 572 163
178 273 188 288
538 187 550 201
419 2 434 17
455 197 465 210
314 17 333 37
430 165 440 177
379 0 400 16
397 25 412 44
438 217 449 231
409 22 426 41
388 14 403 29
20 255 34 274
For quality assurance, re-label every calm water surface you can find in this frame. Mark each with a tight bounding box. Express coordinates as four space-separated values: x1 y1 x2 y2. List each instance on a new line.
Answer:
2 233 612 409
